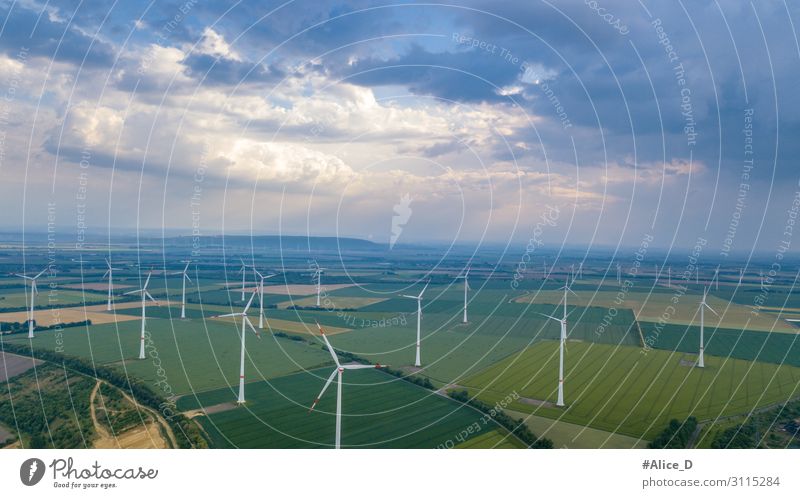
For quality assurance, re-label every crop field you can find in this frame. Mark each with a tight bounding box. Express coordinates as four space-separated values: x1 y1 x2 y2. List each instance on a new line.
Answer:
3 318 334 396
504 409 647 448
276 296 387 310
459 341 800 440
177 367 522 448
514 289 796 333
0 289 92 308
639 322 800 367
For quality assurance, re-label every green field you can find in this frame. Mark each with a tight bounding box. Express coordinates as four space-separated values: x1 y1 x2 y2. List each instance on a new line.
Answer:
177 368 524 448
459 341 800 440
640 322 800 367
4 318 333 396
504 409 647 448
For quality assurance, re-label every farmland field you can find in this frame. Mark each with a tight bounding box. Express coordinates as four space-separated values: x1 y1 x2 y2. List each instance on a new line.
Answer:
177 367 524 448
514 290 797 333
3 318 334 396
459 341 800 440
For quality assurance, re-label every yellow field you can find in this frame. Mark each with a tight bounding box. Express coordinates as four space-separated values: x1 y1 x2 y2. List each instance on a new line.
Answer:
0 300 174 327
514 290 796 333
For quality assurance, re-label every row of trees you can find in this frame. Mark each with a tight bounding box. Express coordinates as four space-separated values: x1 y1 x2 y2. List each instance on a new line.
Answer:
648 417 698 448
1 319 91 334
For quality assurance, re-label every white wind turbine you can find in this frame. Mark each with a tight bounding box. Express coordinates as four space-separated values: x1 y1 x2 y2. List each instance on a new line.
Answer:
696 287 718 368
308 321 385 449
15 267 48 339
216 291 261 404
455 268 470 324
124 272 158 360
254 269 277 328
313 267 326 307
102 259 123 311
171 260 192 319
537 284 577 407
401 281 429 367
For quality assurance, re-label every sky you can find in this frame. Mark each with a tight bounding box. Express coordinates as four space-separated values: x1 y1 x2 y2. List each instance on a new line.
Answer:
0 0 798 257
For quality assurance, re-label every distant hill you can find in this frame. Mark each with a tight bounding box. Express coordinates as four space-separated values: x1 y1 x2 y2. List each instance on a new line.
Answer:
164 235 381 252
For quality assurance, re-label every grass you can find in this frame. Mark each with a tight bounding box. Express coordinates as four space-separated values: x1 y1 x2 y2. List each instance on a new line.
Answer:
640 322 800 367
454 428 525 449
459 341 800 440
3 318 333 396
504 409 647 448
177 367 521 448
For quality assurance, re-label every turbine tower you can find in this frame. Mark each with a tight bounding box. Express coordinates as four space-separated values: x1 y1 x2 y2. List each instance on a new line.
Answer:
102 259 123 311
124 272 158 360
15 267 48 339
697 288 719 368
455 268 470 323
538 283 577 407
313 267 326 307
171 260 192 319
254 269 277 328
697 287 718 368
616 263 622 285
309 322 385 449
216 291 261 403
401 281 429 367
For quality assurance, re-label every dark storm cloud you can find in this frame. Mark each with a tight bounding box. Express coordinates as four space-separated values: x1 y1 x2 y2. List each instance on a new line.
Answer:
182 53 285 86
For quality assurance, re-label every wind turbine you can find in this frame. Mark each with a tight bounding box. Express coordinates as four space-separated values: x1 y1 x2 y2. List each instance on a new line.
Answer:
312 267 326 307
171 260 192 319
254 269 277 328
215 291 261 404
308 322 385 449
696 287 718 368
401 281 429 367
102 259 123 311
15 267 48 339
537 283 577 407
455 268 470 324
124 272 158 360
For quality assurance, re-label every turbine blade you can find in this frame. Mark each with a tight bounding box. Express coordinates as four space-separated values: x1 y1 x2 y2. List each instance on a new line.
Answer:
316 321 341 367
143 272 152 290
536 312 561 322
124 289 144 295
102 270 110 279
34 267 48 279
183 261 191 273
216 312 244 318
308 369 338 413
704 303 719 316
243 291 258 314
400 295 418 299
145 291 158 305
244 316 261 339
343 364 384 370
418 280 430 298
